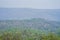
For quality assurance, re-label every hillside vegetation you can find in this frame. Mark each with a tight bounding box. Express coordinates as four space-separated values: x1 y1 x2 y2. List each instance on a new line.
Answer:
0 18 60 40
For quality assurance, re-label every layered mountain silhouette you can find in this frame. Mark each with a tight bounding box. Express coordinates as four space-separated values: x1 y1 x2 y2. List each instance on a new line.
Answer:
0 8 60 21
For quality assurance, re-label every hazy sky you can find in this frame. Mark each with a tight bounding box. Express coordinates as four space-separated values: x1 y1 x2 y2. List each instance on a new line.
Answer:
0 0 60 9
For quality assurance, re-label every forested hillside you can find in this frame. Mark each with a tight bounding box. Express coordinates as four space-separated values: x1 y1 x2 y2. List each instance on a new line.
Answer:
0 18 60 40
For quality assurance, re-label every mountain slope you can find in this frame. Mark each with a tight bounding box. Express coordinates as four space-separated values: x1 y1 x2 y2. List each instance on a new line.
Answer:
0 18 60 34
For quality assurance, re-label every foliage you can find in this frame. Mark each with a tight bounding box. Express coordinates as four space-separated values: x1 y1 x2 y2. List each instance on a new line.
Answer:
0 30 60 40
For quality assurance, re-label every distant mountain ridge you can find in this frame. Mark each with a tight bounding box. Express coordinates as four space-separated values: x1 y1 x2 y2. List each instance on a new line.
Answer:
0 8 60 21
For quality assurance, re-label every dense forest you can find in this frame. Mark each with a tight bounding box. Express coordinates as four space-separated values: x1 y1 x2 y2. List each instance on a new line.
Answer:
0 18 60 40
